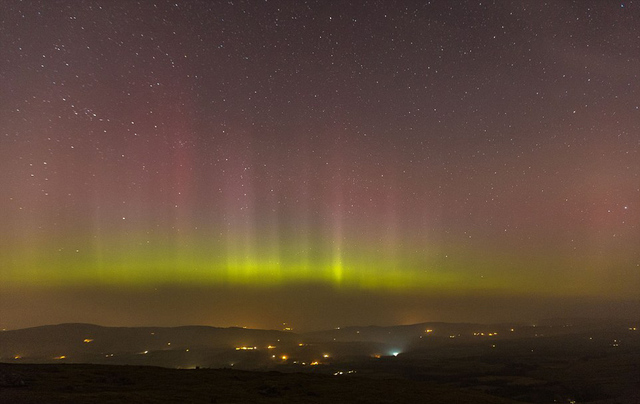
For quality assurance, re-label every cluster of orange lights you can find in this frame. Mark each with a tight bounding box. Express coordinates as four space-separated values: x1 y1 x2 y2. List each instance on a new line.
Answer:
214 344 334 365
235 345 285 350
273 354 329 364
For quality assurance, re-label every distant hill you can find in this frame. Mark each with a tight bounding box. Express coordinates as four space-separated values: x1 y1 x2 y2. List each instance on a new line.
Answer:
1 319 638 369
0 322 489 366
0 323 299 355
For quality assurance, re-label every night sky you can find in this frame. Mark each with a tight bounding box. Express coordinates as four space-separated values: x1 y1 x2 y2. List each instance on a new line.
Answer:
1 0 639 330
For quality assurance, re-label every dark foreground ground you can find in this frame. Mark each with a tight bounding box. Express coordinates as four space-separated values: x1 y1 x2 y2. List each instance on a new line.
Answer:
0 362 519 404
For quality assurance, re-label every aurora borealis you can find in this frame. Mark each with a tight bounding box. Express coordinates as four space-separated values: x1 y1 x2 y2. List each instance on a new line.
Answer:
1 1 639 330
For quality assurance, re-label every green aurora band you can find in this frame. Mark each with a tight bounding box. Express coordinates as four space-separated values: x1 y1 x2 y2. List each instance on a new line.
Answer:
3 231 636 299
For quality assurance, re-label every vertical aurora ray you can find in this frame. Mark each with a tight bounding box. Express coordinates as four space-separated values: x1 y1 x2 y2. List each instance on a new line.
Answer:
219 131 260 283
170 106 198 281
331 212 345 284
382 150 401 280
328 132 347 285
263 179 283 282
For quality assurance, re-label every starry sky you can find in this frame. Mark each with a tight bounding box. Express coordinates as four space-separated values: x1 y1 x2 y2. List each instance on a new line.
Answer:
1 0 639 330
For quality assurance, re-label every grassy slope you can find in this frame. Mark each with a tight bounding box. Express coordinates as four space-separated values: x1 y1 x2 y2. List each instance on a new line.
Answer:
0 363 518 404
